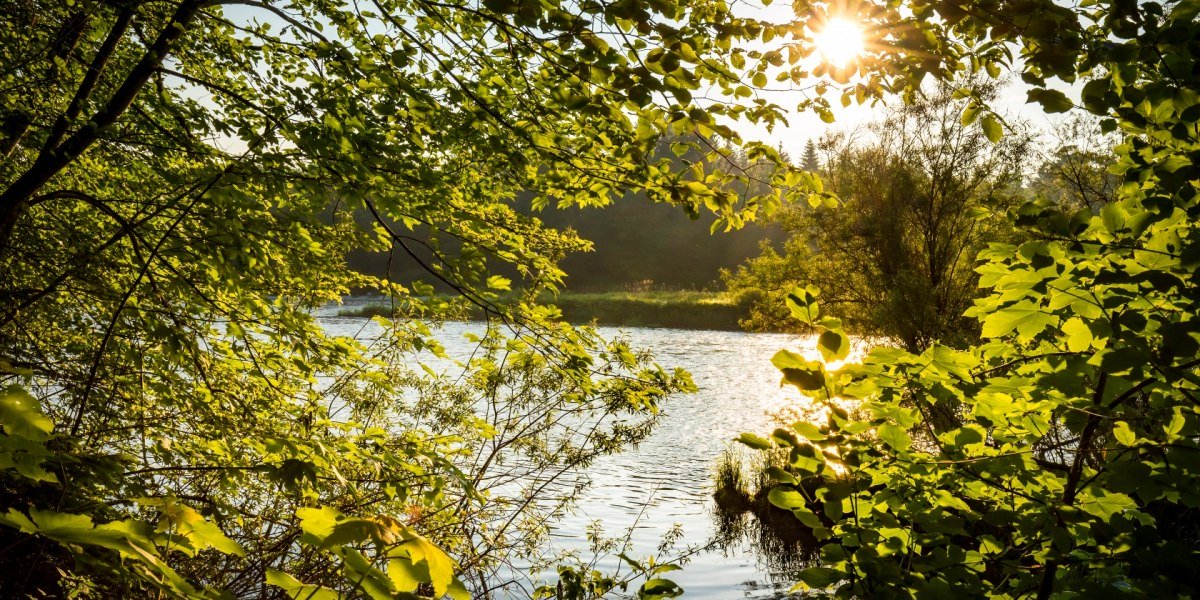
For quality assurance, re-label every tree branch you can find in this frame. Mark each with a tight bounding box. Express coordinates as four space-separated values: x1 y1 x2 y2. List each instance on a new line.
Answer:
0 0 205 251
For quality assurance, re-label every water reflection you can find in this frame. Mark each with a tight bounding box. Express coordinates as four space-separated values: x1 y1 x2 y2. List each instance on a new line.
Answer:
711 505 818 586
317 299 855 599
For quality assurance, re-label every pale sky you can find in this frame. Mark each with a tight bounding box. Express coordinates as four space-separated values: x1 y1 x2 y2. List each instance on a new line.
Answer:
746 74 1082 159
215 2 1086 163
725 0 1086 158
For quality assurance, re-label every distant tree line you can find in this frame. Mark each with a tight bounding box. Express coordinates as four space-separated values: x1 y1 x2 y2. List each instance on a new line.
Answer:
725 82 1119 350
349 134 790 292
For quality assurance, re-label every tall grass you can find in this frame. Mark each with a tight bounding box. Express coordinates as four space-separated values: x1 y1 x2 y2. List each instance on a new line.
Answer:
713 446 795 501
713 446 750 498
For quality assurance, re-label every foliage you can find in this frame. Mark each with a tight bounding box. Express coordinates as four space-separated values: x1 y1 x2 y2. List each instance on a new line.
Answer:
346 133 788 293
531 502 692 600
4 0 1196 597
727 83 1031 351
0 0 808 595
0 320 693 597
739 0 1200 597
534 557 685 600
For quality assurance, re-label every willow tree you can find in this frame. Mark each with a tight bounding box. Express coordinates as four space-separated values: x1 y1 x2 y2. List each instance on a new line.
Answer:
0 0 813 597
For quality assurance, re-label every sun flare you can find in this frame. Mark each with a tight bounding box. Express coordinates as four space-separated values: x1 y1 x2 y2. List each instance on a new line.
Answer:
813 18 865 67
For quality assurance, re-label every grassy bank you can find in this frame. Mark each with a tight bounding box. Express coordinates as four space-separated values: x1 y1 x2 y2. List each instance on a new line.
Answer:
337 290 749 331
551 290 746 330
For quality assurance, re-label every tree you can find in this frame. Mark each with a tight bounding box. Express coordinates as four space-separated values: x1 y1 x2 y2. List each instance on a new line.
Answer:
0 0 806 597
802 139 820 172
742 0 1200 597
726 83 1031 351
526 132 787 291
1028 116 1122 212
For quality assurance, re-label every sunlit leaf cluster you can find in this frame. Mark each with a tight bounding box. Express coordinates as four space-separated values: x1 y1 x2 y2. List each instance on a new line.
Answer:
740 1 1200 597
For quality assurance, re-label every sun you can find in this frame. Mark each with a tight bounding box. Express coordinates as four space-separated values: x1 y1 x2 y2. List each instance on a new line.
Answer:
812 18 865 67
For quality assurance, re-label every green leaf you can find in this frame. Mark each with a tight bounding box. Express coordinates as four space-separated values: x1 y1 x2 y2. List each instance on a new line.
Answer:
934 489 970 512
772 349 819 379
792 508 823 529
0 508 36 533
1101 202 1126 232
9 453 56 483
1061 317 1093 352
981 114 1003 142
447 578 470 600
946 425 985 448
816 316 842 330
926 344 978 379
1166 410 1185 437
266 570 342 600
768 487 807 510
796 566 843 589
781 367 826 391
978 535 1004 555
29 509 95 540
296 506 343 544
11 509 167 568
387 556 427 592
961 103 980 126
817 330 850 362
323 518 387 548
792 421 826 441
406 536 455 597
772 349 826 390
791 452 824 474
735 432 773 450
980 300 1058 339
1113 421 1137 446
486 275 511 291
1027 88 1074 113
0 386 54 441
877 423 911 451
785 286 820 324
638 577 683 599
172 504 244 556
841 378 879 399
338 547 395 600
1079 490 1136 519
765 466 798 485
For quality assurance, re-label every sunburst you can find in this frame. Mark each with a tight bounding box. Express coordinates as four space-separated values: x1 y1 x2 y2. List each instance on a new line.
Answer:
812 18 865 67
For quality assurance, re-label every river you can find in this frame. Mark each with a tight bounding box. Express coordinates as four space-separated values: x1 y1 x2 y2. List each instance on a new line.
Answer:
319 299 831 598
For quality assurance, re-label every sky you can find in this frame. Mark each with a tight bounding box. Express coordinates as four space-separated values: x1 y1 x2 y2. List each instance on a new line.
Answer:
744 74 1081 160
714 0 1089 159
215 1 1086 163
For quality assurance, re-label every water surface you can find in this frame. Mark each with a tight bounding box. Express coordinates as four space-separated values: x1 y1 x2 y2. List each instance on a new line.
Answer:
319 299 828 598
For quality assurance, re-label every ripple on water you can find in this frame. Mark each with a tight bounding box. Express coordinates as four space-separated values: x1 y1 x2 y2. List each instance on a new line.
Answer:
320 304 830 598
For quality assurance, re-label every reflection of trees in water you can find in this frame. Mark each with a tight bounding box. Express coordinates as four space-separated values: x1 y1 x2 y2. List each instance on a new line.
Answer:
710 501 819 596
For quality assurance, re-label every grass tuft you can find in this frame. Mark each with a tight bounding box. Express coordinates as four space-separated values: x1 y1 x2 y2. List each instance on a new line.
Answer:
714 446 750 496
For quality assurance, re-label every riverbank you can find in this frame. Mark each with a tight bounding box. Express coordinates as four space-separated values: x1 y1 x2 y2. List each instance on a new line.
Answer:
336 291 750 331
